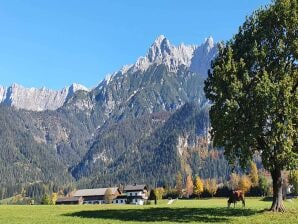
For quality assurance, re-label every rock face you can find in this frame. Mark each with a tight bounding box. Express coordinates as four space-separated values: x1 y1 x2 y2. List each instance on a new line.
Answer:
0 86 5 102
0 83 89 111
190 37 217 76
119 35 217 75
0 35 216 112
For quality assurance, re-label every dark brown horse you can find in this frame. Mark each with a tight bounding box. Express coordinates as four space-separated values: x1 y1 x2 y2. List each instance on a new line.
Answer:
227 190 245 208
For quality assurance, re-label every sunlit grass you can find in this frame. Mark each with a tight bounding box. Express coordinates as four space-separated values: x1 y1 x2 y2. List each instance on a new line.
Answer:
0 198 297 224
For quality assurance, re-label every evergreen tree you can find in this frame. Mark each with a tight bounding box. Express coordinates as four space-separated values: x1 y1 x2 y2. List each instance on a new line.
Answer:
204 0 297 211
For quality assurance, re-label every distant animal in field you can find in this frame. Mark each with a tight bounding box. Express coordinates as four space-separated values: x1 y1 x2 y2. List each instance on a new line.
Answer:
227 190 245 208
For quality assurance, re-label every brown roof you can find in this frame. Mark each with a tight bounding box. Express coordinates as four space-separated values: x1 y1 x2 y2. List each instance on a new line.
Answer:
74 187 119 197
124 184 147 191
56 197 81 202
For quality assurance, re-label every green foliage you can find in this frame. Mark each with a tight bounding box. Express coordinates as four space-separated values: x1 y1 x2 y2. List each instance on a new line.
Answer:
204 0 297 211
41 194 51 205
204 0 298 172
258 175 270 196
289 170 298 194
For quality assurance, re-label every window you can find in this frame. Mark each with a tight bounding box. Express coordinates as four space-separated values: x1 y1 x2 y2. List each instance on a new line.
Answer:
116 200 118 203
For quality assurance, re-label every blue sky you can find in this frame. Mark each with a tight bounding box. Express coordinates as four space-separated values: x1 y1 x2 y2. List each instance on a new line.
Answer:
0 0 271 89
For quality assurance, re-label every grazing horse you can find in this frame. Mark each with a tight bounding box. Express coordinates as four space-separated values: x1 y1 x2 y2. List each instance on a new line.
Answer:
227 190 245 208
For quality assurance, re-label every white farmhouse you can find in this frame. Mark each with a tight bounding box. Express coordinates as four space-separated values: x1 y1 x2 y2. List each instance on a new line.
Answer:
123 184 148 205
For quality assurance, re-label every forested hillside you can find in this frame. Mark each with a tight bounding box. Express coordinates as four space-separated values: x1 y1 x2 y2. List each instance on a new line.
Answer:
0 36 227 201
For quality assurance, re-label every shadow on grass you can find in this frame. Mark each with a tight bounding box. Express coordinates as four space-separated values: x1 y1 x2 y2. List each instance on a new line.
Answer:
261 197 273 201
65 207 260 223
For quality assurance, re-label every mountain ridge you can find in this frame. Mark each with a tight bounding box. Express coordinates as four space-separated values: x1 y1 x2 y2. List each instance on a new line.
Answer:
0 83 89 111
0 35 217 112
114 35 217 76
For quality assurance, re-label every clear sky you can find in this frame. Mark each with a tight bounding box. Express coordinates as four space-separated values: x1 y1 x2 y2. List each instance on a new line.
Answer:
0 0 271 90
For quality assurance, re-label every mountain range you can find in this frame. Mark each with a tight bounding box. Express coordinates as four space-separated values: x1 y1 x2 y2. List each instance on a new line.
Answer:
0 35 215 112
0 35 231 200
0 83 89 111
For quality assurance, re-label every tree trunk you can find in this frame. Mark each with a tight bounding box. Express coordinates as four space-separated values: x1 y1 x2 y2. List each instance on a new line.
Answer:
270 169 285 212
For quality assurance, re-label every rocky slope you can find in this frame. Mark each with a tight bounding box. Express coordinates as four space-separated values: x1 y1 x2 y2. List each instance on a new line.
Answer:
0 83 89 111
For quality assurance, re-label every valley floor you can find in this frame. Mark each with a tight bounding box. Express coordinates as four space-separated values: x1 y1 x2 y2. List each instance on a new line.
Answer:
0 198 297 224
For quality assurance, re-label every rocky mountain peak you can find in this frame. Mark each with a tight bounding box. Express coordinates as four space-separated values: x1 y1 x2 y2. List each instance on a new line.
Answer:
147 35 172 62
117 35 217 76
189 36 217 76
0 83 89 111
69 83 89 95
205 36 214 50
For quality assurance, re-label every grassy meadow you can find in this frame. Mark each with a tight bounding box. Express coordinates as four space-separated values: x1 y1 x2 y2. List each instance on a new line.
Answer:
0 198 297 224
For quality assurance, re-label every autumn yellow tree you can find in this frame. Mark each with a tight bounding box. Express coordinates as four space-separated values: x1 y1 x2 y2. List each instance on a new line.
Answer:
249 162 259 187
229 173 240 190
104 188 113 204
239 175 252 193
154 187 165 200
185 175 194 198
204 178 218 197
51 193 58 205
193 176 204 197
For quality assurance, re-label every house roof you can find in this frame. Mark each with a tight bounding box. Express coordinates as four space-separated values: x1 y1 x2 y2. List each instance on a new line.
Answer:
74 187 119 197
56 197 81 202
115 195 128 199
124 184 147 192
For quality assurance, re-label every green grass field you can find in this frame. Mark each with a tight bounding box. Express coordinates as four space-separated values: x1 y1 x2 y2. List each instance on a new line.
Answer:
0 198 297 224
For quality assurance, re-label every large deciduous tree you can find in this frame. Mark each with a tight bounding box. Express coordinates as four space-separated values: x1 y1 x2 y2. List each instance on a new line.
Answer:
204 0 297 212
